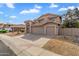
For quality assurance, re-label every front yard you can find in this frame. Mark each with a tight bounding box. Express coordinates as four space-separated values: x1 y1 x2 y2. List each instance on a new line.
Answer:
43 38 79 56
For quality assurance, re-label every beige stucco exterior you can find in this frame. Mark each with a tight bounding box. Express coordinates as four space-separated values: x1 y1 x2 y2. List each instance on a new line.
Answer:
24 13 61 35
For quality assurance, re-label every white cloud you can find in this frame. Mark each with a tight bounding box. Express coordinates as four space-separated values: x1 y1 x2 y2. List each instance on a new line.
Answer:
0 11 3 15
6 3 15 8
59 6 75 11
29 8 40 13
20 8 40 15
9 16 16 19
59 8 67 11
35 4 42 9
20 5 42 15
49 3 58 8
67 6 75 10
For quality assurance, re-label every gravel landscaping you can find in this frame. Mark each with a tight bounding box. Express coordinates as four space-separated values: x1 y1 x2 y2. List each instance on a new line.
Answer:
43 38 79 56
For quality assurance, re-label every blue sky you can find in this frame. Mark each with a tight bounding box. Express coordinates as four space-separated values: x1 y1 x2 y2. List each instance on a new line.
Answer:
0 3 79 24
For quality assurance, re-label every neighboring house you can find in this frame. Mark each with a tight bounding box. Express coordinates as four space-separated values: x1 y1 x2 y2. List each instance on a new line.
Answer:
5 27 12 31
10 24 25 33
0 23 5 30
0 23 25 33
24 13 62 35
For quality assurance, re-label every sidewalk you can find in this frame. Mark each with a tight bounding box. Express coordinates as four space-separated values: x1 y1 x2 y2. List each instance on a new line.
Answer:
0 40 16 56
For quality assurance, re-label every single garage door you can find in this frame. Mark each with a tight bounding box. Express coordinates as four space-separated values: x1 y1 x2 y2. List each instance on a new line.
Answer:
46 26 57 35
32 27 44 34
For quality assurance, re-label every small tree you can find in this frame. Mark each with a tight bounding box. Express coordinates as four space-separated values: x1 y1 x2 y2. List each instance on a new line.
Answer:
62 20 79 28
62 8 79 28
62 20 69 28
74 21 79 28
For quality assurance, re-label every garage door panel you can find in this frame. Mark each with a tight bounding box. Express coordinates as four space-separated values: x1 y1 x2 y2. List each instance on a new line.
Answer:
46 26 56 35
32 27 44 34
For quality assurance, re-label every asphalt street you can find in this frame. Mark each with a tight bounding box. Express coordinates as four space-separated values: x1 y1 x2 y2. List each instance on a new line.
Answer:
0 40 16 56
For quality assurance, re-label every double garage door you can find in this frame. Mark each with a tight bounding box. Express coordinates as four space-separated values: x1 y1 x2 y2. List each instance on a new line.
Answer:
31 26 58 35
46 26 58 35
31 27 44 34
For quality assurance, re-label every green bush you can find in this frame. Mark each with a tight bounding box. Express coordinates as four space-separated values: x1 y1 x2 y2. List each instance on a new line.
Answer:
0 30 8 33
62 20 79 28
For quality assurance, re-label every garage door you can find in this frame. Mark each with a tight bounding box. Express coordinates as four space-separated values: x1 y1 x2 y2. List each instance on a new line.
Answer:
32 27 44 34
46 26 57 35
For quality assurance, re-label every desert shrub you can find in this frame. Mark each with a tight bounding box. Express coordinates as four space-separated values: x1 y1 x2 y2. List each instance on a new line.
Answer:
0 30 8 33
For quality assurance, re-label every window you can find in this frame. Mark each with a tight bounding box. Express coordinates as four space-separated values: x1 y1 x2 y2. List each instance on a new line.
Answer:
48 17 56 21
38 18 44 23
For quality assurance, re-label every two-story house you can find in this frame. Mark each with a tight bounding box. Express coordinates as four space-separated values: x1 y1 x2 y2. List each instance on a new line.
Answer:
24 13 61 35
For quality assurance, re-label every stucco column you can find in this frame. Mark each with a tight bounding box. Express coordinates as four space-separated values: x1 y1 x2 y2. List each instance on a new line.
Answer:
25 23 27 34
54 25 58 35
29 22 32 33
44 26 47 35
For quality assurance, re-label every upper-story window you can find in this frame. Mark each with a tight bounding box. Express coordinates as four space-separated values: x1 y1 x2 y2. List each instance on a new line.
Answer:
48 17 56 21
38 18 49 24
38 18 44 22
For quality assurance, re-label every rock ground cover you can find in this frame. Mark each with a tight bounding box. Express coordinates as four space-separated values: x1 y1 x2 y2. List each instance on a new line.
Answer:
43 39 79 56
